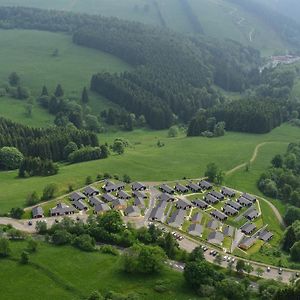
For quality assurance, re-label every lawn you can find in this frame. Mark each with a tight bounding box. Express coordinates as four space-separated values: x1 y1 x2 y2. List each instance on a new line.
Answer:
0 29 130 126
0 241 199 300
0 124 299 214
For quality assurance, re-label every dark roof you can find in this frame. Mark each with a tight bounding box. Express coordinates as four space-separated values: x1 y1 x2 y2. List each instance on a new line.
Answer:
241 222 257 234
188 224 203 236
70 191 85 201
244 209 259 220
227 200 242 210
221 187 235 197
199 180 213 189
223 225 234 237
102 193 117 202
211 210 227 221
158 193 175 202
112 199 126 208
242 193 256 202
83 186 99 196
103 181 125 192
73 200 88 210
205 194 219 204
176 199 192 209
168 209 186 228
259 230 274 242
117 190 131 199
237 196 252 206
50 203 76 215
209 191 224 199
175 183 189 192
191 212 202 223
32 206 44 217
239 237 256 249
192 199 208 209
208 231 224 245
134 197 145 207
89 196 103 207
207 219 219 230
131 182 146 190
187 182 201 191
94 203 111 213
223 205 238 215
133 190 147 199
160 184 175 194
149 203 166 222
125 205 141 216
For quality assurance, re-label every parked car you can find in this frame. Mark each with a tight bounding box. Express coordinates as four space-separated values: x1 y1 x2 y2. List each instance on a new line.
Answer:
203 247 208 252
209 250 214 255
267 267 271 272
28 220 32 226
223 256 228 261
296 272 299 277
212 251 217 256
278 268 283 275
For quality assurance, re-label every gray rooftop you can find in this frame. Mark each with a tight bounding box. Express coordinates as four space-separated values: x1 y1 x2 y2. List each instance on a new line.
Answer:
149 204 166 222
237 196 253 206
192 199 208 209
188 224 203 236
132 182 146 190
70 191 85 202
168 209 186 228
223 205 238 215
50 203 76 215
242 193 256 202
244 209 259 220
223 225 234 237
134 197 145 207
221 187 235 197
205 194 219 204
199 180 212 189
32 206 44 218
241 222 257 234
73 199 88 210
211 210 227 220
208 231 224 245
117 190 131 199
125 205 141 217
209 190 224 199
227 200 242 210
94 202 111 213
239 237 256 249
83 186 99 196
187 182 201 191
112 199 127 208
175 183 189 192
158 192 175 202
259 230 273 242
133 190 147 199
176 199 192 209
160 184 175 194
191 212 202 223
89 196 103 207
207 219 219 230
102 193 117 202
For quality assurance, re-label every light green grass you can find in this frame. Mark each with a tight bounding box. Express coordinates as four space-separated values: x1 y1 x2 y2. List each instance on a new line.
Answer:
0 241 198 300
0 29 130 126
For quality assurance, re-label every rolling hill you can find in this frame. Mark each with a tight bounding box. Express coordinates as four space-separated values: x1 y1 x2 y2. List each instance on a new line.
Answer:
0 0 295 55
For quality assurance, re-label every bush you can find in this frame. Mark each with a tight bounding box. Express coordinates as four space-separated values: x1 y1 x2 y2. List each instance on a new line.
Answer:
20 251 29 264
68 146 104 163
42 183 58 200
73 234 95 251
99 245 119 256
0 147 24 170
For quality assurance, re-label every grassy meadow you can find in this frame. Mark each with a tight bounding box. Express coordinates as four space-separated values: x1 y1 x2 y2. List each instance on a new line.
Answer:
0 29 130 126
0 241 197 300
0 124 299 214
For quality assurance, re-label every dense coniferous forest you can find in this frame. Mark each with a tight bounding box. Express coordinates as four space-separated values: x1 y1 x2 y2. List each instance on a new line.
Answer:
0 118 99 162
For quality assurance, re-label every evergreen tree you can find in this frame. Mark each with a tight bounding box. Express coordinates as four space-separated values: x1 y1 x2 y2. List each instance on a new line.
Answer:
41 85 48 96
54 84 64 97
81 87 89 104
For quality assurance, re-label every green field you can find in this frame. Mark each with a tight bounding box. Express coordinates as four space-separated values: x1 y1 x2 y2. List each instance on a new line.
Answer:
0 241 197 300
0 124 299 214
0 29 130 126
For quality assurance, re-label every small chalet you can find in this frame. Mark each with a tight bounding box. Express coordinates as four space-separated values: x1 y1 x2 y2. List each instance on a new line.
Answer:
242 193 257 203
69 191 85 202
186 182 201 193
159 184 175 194
191 212 202 223
83 186 99 197
111 199 127 210
188 224 203 237
117 190 131 200
102 193 117 203
175 183 189 193
221 187 236 198
32 206 44 219
176 199 192 210
132 190 147 199
223 204 239 216
208 231 224 246
204 194 219 205
259 230 274 242
149 202 166 222
192 199 208 209
94 203 111 214
237 196 253 207
211 210 227 221
168 209 186 228
209 191 224 200
125 206 141 217
223 225 234 237
158 193 175 202
207 219 219 230
240 222 257 235
89 196 103 207
239 237 256 250
72 200 88 211
199 180 213 190
131 182 147 191
227 200 242 211
134 197 145 207
50 203 76 217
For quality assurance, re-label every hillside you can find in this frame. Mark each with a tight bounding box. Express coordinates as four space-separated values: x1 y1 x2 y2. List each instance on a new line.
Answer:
0 0 295 55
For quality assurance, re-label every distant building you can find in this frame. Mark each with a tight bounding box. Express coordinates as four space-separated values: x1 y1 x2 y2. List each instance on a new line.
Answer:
32 206 44 219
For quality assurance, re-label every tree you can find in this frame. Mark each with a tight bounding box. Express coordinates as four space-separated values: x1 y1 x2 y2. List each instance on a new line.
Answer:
85 114 100 132
73 234 95 251
86 176 93 185
290 241 300 262
244 263 254 276
7 228 25 240
36 221 47 234
20 251 29 264
86 291 104 300
10 207 24 219
27 238 38 253
214 122 226 137
26 191 39 206
216 279 248 300
0 147 24 170
284 206 300 226
63 142 78 160
236 259 245 274
97 211 123 234
168 125 179 138
41 85 48 96
42 183 58 200
256 267 264 277
9 72 20 86
52 229 72 245
214 254 222 265
123 174 131 184
81 87 89 104
189 246 204 262
272 154 283 168
216 170 225 185
162 232 178 259
112 140 124 155
204 162 218 182
0 238 10 257
54 84 64 97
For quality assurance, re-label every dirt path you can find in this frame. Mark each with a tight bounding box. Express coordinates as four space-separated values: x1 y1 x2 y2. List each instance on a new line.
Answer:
226 142 274 176
259 196 285 227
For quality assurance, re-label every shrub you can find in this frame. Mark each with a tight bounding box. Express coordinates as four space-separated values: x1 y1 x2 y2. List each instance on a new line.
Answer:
99 245 119 256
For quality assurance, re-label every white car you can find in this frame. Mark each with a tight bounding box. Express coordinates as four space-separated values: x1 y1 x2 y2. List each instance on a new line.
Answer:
223 256 228 261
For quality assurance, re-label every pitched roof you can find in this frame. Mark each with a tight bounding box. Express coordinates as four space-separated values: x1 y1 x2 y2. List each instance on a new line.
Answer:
239 237 256 249
209 190 224 199
32 206 44 218
133 190 147 199
112 199 126 207
191 212 202 223
242 193 256 202
94 202 111 213
223 205 238 215
237 196 252 206
175 183 189 192
102 193 117 202
73 199 88 210
50 203 76 215
176 198 192 209
208 231 224 245
205 194 219 204
187 182 201 191
83 186 99 196
160 184 175 194
188 224 203 236
259 230 274 242
70 191 85 201
192 199 208 209
199 180 212 189
244 209 259 220
207 219 219 230
149 204 166 222
158 193 175 202
227 200 242 210
134 197 145 207
89 196 103 207
125 205 141 216
117 190 131 199
241 222 257 234
131 182 146 190
221 187 235 197
211 209 227 220
168 209 186 228
223 225 234 237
